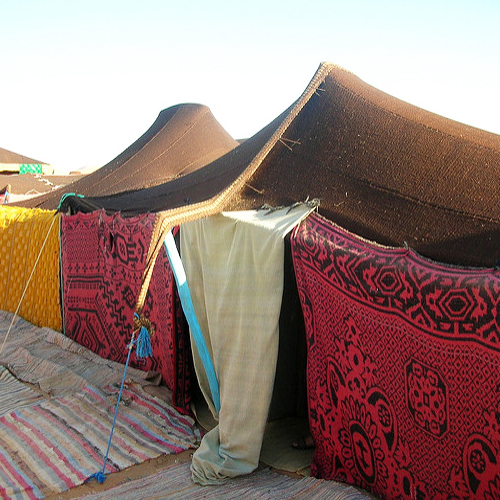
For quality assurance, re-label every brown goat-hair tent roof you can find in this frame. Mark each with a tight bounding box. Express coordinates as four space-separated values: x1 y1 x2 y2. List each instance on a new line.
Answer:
20 103 239 208
63 63 499 271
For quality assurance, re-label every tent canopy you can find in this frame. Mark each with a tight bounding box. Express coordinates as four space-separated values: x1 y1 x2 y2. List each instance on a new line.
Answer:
0 146 51 174
21 103 239 208
21 63 500 269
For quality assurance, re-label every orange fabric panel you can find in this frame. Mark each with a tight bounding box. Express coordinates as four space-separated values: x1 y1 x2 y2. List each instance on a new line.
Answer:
0 206 61 331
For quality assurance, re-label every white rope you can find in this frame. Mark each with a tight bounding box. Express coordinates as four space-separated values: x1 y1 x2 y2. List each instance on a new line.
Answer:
0 213 58 357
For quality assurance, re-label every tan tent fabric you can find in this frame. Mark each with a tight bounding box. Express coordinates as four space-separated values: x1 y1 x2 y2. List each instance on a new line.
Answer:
0 173 83 201
181 205 314 484
0 147 46 165
0 146 48 169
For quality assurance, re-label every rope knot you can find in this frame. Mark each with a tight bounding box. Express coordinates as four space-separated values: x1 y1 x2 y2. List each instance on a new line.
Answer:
133 314 154 335
85 470 106 484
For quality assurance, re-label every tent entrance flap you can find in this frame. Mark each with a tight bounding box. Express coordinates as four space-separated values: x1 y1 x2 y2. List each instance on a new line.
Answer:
181 204 315 484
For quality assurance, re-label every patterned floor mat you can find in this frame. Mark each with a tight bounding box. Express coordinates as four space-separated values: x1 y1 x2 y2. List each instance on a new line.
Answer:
80 460 375 499
0 312 199 499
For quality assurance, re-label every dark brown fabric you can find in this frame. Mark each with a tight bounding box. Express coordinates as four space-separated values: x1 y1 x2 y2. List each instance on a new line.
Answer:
75 108 291 216
84 65 499 267
233 69 500 267
26 64 500 268
19 103 239 209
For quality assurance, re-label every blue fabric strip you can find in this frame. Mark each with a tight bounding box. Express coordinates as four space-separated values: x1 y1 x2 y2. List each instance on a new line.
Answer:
164 231 220 414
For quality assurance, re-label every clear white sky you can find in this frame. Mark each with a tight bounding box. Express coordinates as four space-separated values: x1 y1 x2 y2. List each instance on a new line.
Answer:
1 0 499 172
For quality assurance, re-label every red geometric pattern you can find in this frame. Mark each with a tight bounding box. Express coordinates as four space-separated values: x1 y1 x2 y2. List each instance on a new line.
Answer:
60 211 191 412
291 212 500 499
405 358 448 437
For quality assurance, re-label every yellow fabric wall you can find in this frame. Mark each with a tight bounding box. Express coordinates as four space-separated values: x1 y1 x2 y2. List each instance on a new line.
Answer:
0 206 61 331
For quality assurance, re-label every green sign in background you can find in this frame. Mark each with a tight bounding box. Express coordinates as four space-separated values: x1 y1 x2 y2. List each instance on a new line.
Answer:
19 164 43 174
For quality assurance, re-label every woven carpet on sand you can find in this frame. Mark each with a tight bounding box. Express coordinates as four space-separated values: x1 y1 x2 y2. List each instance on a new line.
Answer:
0 366 45 416
0 312 198 500
0 310 156 395
80 460 375 499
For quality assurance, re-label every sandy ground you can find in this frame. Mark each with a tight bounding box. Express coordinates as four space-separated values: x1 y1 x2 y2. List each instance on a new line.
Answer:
47 450 196 499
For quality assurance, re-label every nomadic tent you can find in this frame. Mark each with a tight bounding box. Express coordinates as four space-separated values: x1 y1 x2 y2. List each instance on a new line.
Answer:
2 103 240 409
76 63 499 499
6 62 500 499
21 103 239 209
38 64 500 268
0 146 52 174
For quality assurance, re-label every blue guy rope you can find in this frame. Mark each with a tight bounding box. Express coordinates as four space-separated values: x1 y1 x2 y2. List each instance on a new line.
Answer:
85 316 153 485
164 230 220 414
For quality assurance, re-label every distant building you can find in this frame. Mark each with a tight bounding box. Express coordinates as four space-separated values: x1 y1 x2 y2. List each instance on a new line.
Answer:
0 146 53 174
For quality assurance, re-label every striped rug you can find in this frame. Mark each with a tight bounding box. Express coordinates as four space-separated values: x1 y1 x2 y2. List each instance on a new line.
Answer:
0 311 198 499
0 366 45 416
0 311 155 396
0 383 198 499
80 461 376 499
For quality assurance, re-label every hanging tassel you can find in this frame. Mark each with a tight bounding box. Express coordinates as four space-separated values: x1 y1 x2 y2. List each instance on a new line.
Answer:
136 325 153 358
133 313 154 359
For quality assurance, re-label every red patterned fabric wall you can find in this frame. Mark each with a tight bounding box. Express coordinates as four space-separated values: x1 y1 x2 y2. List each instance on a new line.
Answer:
60 211 191 412
291 212 500 499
